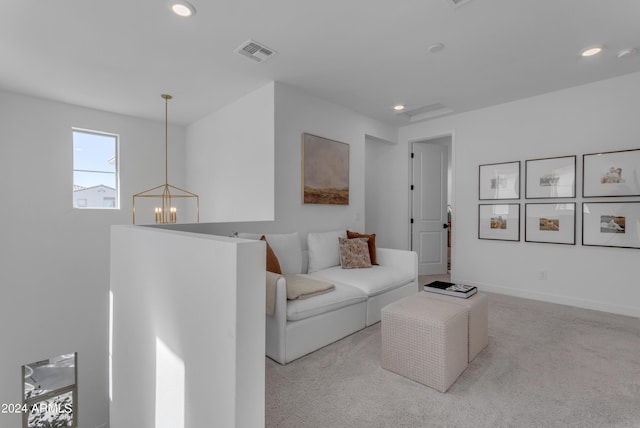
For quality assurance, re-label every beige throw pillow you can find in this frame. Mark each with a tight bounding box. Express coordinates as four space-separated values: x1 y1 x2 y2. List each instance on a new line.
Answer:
339 237 372 269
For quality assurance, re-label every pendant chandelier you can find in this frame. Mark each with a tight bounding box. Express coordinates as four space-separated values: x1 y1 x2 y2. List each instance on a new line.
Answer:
132 94 199 224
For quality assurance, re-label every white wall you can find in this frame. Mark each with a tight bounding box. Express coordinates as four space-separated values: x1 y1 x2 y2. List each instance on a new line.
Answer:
388 71 640 317
180 82 398 243
363 130 413 250
272 82 397 238
186 82 275 222
109 226 265 428
365 136 405 249
0 89 186 428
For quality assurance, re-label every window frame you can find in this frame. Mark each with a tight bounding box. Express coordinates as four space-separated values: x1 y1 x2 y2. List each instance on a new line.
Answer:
72 128 120 210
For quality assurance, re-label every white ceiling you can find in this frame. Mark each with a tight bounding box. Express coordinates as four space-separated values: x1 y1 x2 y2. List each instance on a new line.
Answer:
2 0 639 126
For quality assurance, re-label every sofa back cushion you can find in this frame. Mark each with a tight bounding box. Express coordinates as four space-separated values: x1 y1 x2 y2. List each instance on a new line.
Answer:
260 236 282 274
264 232 302 274
307 230 347 273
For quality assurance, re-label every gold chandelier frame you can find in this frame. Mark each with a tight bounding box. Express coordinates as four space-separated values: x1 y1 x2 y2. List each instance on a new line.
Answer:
132 94 199 224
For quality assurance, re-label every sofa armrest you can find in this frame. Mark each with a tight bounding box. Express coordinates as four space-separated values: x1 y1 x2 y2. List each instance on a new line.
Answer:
265 275 288 364
376 248 418 288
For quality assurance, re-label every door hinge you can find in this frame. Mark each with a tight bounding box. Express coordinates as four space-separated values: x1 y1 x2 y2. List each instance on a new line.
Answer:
411 153 414 158
410 218 414 224
411 185 414 190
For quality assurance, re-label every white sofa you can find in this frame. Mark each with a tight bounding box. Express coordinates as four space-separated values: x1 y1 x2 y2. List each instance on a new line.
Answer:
243 230 418 365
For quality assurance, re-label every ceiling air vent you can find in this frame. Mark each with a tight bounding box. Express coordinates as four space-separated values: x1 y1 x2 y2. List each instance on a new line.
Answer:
234 39 277 63
446 0 473 8
398 103 454 122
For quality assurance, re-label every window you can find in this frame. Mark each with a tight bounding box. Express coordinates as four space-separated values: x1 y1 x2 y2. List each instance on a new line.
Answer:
72 129 119 209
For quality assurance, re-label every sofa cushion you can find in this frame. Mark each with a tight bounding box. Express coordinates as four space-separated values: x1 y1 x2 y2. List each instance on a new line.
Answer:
338 237 372 269
287 276 367 321
265 232 302 274
307 230 346 273
261 236 282 274
347 230 378 265
309 265 414 297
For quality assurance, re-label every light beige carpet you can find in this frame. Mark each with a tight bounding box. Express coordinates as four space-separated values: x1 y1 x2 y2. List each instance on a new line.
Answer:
265 292 640 428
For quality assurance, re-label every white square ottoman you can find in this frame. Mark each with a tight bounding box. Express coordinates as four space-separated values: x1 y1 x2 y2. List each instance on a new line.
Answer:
418 291 489 362
381 295 468 393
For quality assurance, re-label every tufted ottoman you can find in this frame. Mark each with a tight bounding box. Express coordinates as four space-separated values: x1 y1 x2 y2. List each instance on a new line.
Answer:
418 291 489 362
381 295 468 392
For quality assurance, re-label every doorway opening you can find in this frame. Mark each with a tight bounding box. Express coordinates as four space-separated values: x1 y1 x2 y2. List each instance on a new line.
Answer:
410 135 452 277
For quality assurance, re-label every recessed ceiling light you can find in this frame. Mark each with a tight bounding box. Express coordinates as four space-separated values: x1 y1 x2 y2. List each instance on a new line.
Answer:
170 1 196 17
581 46 603 57
394 105 405 111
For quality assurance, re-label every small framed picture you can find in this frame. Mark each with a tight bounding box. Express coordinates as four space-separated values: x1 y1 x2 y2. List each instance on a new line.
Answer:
479 161 520 200
525 155 576 199
582 202 640 249
525 203 576 245
583 149 640 197
479 204 520 241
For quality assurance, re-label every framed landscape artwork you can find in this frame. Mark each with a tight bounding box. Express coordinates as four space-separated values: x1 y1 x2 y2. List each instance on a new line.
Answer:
525 203 576 245
479 161 520 200
302 133 349 205
525 155 576 199
478 203 520 241
582 202 640 249
583 149 640 197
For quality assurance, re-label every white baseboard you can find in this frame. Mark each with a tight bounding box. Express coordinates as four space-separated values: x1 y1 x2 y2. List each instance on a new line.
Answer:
456 279 640 319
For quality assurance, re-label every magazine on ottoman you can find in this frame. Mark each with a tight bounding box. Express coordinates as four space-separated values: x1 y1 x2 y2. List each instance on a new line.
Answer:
424 281 477 298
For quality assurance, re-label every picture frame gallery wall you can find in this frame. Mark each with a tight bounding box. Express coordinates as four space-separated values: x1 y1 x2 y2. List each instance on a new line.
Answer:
477 148 640 249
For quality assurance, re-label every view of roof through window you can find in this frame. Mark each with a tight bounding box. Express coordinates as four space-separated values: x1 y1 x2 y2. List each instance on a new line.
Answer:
72 129 119 209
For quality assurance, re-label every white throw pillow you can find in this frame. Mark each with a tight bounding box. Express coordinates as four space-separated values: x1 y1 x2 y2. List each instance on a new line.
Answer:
264 232 302 274
307 230 347 273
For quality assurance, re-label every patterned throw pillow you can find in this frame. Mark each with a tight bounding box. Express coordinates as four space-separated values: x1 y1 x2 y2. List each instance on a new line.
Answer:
338 237 372 269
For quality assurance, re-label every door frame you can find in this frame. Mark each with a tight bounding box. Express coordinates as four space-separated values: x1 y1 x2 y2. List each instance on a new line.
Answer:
408 133 455 273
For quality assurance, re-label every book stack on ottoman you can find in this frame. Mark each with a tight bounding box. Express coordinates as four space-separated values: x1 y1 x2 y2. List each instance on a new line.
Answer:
381 282 488 392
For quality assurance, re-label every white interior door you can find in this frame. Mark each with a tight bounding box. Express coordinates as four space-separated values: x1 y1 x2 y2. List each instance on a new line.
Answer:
411 142 448 275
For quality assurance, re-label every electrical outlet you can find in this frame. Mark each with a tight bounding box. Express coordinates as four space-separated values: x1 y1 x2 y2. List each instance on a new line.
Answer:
539 271 548 280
